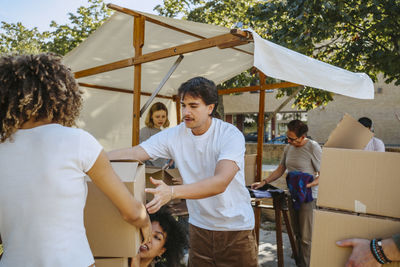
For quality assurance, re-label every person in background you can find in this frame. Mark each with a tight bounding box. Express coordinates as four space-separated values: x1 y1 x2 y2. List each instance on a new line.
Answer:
108 76 257 267
140 102 172 168
337 234 400 266
358 117 385 152
252 119 321 267
138 207 187 267
0 53 151 267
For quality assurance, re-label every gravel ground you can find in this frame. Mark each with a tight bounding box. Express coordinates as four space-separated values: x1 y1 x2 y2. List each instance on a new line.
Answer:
258 228 297 267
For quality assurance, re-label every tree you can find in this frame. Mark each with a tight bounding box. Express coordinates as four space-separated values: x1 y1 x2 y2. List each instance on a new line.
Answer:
252 0 400 86
0 22 48 54
0 0 110 55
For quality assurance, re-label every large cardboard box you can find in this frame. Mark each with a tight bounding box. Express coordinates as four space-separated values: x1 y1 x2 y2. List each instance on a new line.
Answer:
145 167 182 203
244 154 257 186
324 113 373 149
94 257 128 267
311 113 400 266
311 209 400 267
84 161 145 257
318 148 400 219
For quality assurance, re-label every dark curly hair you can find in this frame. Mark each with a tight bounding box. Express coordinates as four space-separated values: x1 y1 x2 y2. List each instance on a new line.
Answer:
150 207 188 267
0 53 82 143
287 119 308 138
178 76 219 117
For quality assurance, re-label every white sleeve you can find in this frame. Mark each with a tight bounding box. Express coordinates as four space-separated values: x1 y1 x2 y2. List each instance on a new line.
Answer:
217 127 245 169
376 138 385 152
139 129 171 160
79 130 103 172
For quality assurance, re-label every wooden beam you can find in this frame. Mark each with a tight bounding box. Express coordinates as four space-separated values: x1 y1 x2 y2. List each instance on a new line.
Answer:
132 15 145 146
230 29 253 40
218 82 300 95
74 32 251 79
217 39 250 49
78 82 173 99
107 4 253 56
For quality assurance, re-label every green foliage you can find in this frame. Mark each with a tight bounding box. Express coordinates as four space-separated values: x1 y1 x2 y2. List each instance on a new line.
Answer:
156 0 400 109
0 22 48 54
253 0 400 85
0 0 110 56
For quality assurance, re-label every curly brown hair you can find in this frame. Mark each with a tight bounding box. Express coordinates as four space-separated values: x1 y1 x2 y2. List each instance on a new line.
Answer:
0 53 82 142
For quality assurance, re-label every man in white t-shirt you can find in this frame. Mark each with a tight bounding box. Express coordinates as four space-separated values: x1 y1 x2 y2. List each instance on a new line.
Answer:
108 77 257 267
358 117 385 152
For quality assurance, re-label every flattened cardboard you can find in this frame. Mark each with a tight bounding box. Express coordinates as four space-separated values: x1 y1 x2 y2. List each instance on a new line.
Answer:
145 167 182 203
84 161 145 257
245 154 257 186
311 209 400 267
324 113 373 149
318 148 400 219
94 257 128 267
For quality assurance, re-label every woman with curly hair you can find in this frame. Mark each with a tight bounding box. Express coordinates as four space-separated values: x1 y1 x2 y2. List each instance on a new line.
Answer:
0 53 151 267
138 207 187 267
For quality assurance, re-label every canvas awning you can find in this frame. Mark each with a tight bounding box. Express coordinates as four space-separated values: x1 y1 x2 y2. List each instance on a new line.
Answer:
63 4 374 150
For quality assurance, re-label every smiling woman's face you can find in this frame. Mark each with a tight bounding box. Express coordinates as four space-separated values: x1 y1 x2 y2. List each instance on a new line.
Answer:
139 221 167 261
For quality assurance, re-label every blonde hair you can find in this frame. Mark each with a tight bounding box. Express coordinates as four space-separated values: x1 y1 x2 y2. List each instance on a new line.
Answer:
145 102 170 128
0 53 82 142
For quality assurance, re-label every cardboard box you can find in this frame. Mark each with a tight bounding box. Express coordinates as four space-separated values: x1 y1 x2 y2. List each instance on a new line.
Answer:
324 113 373 149
244 154 257 186
318 148 400 219
84 161 145 257
145 167 182 203
311 209 400 267
94 257 128 267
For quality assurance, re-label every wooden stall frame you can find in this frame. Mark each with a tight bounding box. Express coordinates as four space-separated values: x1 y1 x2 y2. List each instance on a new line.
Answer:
74 4 302 265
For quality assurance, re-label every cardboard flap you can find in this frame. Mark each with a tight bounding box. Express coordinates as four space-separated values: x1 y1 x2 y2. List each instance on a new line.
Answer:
145 167 162 175
318 148 400 218
110 159 144 165
165 168 182 178
111 161 140 182
324 113 373 149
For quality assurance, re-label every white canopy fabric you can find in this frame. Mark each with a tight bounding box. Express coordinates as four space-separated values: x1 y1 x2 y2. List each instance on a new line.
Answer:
63 8 374 150
249 30 374 99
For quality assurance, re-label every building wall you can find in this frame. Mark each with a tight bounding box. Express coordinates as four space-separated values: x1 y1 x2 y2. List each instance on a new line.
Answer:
307 79 400 146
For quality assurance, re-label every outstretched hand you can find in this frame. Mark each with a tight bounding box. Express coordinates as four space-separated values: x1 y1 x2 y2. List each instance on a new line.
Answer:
145 177 173 214
336 238 381 267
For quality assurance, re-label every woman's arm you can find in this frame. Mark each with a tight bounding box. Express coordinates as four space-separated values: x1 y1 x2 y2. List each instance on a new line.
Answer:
251 164 286 189
87 150 151 241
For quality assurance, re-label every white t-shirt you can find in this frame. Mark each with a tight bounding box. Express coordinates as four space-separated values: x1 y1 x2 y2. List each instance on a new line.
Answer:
0 124 102 267
364 137 385 152
141 118 254 231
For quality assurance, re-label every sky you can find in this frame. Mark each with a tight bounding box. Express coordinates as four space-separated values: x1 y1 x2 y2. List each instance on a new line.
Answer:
0 0 163 32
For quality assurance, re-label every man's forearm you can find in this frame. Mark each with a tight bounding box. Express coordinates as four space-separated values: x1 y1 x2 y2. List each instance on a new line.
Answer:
172 174 231 200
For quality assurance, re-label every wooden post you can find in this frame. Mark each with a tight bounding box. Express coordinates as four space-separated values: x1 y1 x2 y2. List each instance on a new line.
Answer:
256 72 266 183
132 15 145 146
174 95 181 124
254 71 266 244
274 196 284 267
